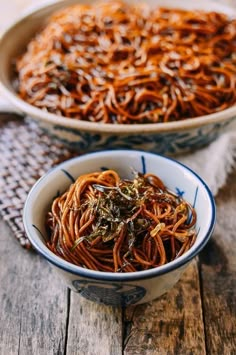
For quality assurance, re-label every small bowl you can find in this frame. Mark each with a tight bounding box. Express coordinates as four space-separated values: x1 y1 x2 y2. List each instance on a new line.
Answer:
23 150 216 306
0 0 235 155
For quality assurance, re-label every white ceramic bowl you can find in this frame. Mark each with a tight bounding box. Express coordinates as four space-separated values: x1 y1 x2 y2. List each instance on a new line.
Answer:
0 0 235 155
23 150 216 306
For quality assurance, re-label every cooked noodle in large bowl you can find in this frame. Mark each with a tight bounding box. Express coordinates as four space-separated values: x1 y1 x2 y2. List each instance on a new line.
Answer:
0 0 235 154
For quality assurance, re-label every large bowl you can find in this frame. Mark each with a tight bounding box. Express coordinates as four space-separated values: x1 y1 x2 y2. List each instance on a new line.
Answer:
23 150 216 306
0 0 235 155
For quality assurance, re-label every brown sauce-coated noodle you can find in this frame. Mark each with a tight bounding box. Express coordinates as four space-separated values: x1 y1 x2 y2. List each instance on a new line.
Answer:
16 2 236 123
46 170 197 272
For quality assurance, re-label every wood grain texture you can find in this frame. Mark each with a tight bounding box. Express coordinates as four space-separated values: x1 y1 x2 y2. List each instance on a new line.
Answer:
66 295 122 355
199 170 236 355
124 259 206 355
0 221 68 355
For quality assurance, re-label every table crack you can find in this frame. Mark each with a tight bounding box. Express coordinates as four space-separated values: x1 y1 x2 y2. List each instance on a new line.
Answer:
63 288 71 355
17 314 22 355
198 258 208 355
122 306 137 353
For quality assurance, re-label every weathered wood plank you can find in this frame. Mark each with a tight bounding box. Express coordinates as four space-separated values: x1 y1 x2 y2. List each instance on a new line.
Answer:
66 294 123 355
0 220 68 355
124 259 206 355
199 170 236 355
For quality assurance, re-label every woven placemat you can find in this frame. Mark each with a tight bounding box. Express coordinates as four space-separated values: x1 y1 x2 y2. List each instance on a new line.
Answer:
0 115 76 248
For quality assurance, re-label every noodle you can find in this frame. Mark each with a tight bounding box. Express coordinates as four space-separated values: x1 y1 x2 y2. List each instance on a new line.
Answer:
15 1 236 124
46 170 197 272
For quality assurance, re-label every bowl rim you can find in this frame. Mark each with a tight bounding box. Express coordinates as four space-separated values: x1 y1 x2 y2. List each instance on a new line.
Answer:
0 0 236 134
23 150 216 281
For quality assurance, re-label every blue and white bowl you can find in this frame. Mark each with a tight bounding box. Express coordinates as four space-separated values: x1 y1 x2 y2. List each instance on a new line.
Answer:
0 0 235 155
23 150 216 306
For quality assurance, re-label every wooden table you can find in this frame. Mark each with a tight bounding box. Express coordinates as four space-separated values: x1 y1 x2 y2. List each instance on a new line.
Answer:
0 168 235 355
0 1 236 354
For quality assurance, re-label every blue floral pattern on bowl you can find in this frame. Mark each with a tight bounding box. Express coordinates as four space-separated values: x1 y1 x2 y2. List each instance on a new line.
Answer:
72 280 146 306
37 117 235 155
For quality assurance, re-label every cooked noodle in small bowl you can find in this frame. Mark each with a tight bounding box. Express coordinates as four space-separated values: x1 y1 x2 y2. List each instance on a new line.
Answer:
23 150 216 306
